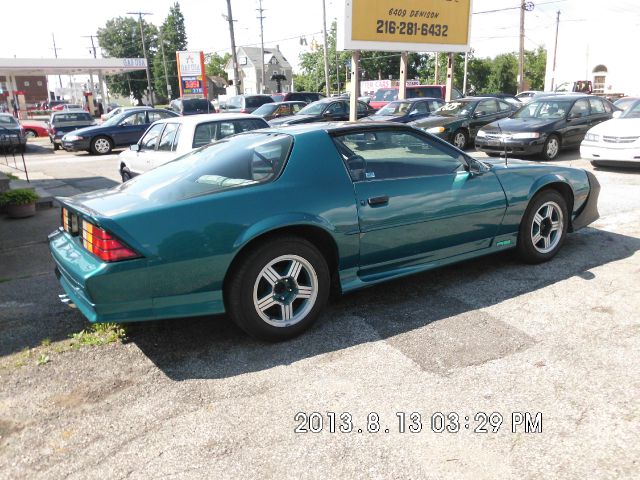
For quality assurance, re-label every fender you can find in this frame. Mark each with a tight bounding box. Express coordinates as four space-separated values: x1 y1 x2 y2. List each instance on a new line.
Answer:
528 173 574 201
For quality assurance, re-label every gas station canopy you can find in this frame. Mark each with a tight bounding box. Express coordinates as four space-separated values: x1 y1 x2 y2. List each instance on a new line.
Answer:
0 57 147 76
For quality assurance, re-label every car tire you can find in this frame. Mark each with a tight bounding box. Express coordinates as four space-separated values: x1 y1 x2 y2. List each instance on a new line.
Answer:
486 152 501 157
542 134 560 160
225 236 330 341
452 129 468 150
517 189 569 264
24 129 37 138
120 168 132 182
90 136 113 155
53 143 60 151
590 160 602 168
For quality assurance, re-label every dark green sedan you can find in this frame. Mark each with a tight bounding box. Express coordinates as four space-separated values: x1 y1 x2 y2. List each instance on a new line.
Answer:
409 97 518 149
49 123 599 340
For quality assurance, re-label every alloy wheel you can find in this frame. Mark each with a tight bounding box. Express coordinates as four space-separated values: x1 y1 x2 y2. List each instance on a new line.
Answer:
94 138 111 154
546 137 559 159
531 201 564 253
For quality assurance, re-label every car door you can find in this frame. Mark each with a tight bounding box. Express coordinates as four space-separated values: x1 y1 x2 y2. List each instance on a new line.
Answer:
469 99 500 138
148 122 182 170
114 111 148 146
407 101 431 122
127 123 165 174
333 129 507 275
564 98 592 146
324 101 349 121
588 97 611 128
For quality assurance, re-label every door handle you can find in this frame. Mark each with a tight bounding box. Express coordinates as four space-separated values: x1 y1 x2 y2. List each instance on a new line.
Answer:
367 195 389 206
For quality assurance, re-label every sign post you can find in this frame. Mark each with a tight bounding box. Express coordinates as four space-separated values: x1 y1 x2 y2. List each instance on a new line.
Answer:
340 0 473 119
176 51 208 99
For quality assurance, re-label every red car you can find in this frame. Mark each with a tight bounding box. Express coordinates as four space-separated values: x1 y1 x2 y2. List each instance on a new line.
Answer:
21 121 49 138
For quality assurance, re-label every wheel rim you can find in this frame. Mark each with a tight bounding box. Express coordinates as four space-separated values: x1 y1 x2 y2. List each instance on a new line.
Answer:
94 138 110 153
252 254 318 328
24 130 36 138
531 201 563 254
546 137 559 158
454 132 466 149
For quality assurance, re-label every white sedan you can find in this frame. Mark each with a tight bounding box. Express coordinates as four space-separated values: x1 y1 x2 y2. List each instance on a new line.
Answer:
118 113 269 181
580 99 640 168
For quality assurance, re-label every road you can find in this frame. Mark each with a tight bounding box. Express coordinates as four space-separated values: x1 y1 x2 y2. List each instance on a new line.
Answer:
0 138 639 479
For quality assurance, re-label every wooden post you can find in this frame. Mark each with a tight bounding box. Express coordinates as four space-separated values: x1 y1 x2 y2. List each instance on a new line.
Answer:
349 50 360 122
445 53 454 102
398 51 408 100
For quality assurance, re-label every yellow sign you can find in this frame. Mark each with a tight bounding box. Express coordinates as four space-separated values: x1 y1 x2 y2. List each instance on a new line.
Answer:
343 0 472 52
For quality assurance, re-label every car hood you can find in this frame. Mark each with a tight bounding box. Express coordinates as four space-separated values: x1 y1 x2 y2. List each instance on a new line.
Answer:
62 124 103 136
587 118 640 136
482 117 557 133
411 115 462 129
269 114 317 126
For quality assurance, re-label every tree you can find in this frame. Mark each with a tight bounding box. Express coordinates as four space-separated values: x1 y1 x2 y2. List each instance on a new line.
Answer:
153 2 188 100
486 53 518 94
524 47 547 91
205 52 231 79
98 17 158 104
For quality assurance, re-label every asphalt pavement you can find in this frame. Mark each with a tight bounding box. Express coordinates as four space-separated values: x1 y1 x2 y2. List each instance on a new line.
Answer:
0 138 638 479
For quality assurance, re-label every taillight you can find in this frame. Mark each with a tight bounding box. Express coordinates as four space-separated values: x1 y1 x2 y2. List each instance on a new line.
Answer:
61 208 79 235
81 220 139 262
239 109 248 113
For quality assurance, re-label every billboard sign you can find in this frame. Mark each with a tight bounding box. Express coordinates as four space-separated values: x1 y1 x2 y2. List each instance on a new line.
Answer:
340 0 472 53
176 51 208 98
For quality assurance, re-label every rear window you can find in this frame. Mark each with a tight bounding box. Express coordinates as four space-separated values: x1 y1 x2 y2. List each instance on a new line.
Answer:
227 96 242 109
52 112 93 123
374 88 398 101
182 99 213 113
407 87 442 99
121 133 293 201
245 96 274 108
0 115 18 126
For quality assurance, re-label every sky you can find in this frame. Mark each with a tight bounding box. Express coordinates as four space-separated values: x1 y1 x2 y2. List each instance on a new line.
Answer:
0 0 637 90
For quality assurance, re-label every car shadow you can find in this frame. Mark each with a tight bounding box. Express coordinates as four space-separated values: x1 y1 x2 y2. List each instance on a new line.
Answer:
128 226 640 380
592 165 640 175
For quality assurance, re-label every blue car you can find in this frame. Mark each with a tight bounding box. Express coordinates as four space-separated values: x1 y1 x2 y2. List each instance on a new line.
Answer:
61 108 178 155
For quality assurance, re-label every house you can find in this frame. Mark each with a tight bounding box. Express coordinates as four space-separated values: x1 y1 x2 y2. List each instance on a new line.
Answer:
225 46 293 95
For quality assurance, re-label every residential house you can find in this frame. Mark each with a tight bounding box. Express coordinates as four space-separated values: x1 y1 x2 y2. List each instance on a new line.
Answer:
225 46 293 95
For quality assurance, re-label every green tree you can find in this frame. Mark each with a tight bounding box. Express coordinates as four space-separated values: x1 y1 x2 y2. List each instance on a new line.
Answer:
486 53 518 94
154 2 188 100
205 52 231 79
524 47 547 91
98 17 158 104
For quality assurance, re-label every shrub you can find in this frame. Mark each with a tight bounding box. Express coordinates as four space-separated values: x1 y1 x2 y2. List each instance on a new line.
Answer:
0 188 39 206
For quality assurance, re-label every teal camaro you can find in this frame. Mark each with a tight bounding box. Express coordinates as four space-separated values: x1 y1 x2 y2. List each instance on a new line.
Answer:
49 123 600 340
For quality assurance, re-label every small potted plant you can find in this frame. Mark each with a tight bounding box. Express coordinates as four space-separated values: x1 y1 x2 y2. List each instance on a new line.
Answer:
0 188 39 218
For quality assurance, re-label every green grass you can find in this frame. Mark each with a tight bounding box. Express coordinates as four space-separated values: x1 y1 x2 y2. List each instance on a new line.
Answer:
70 323 127 347
3 172 19 180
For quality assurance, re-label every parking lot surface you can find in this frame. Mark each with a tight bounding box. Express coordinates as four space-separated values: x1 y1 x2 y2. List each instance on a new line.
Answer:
1 141 639 479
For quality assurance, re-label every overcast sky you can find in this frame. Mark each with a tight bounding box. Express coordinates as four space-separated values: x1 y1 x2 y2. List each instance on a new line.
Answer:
0 0 637 82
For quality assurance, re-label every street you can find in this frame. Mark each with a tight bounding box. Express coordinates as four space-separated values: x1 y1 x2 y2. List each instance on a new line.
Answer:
1 138 639 479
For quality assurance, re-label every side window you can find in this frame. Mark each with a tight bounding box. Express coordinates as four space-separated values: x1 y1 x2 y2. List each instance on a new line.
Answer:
292 103 304 113
498 101 512 112
327 102 346 115
334 130 465 182
218 122 236 139
157 123 180 152
451 88 463 99
588 98 605 114
428 100 443 111
476 100 498 115
149 110 174 122
357 102 367 114
193 122 218 148
120 112 146 126
276 104 289 115
569 99 590 117
413 102 429 114
139 124 165 151
171 125 182 151
603 100 613 114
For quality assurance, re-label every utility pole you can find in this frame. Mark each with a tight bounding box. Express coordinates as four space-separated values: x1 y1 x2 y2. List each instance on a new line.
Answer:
321 0 331 96
51 33 63 89
550 10 560 91
463 51 469 94
226 0 241 95
127 11 154 106
159 32 172 99
84 34 110 105
434 52 439 84
257 0 266 94
82 35 97 96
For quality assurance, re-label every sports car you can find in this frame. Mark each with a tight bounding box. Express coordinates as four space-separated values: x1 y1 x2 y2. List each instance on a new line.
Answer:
49 123 600 341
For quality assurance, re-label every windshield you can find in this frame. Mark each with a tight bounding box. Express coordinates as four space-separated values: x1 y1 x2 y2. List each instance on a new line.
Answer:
0 115 19 127
376 101 413 116
435 101 475 117
252 103 278 116
373 88 398 102
120 133 293 202
297 101 327 115
512 100 572 119
621 100 640 118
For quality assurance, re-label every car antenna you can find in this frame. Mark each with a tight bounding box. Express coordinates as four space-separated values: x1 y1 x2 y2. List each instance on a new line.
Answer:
497 120 508 167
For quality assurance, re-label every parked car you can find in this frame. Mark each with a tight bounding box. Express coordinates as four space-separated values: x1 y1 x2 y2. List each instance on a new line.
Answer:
480 93 521 107
475 95 616 160
49 123 600 340
613 97 640 112
118 113 269 181
410 97 518 149
61 104 84 111
221 94 274 113
359 98 445 123
0 113 26 152
100 106 148 122
50 101 69 111
270 92 325 103
369 85 463 110
581 98 640 168
60 108 177 155
168 98 216 116
251 101 307 121
20 120 49 138
268 98 374 125
47 111 96 151
515 91 543 103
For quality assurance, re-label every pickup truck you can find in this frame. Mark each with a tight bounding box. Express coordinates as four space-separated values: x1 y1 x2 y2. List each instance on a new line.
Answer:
47 111 95 151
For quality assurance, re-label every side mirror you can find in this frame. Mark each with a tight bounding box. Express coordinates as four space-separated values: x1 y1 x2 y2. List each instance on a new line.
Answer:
130 144 139 152
612 110 622 118
566 113 576 121
474 111 486 118
322 111 332 118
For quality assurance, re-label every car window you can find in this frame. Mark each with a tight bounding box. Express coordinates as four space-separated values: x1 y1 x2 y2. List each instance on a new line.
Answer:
451 88 463 100
588 98 605 114
121 112 146 126
333 130 465 182
476 100 498 115
413 102 429 114
569 99 590 118
357 101 367 114
327 102 346 115
275 104 290 115
292 103 304 113
498 101 512 112
193 122 219 148
602 100 613 114
245 96 273 108
139 123 165 151
171 125 182 151
233 119 268 134
52 112 93 124
227 96 242 109
408 87 441 99
157 123 180 152
149 110 174 122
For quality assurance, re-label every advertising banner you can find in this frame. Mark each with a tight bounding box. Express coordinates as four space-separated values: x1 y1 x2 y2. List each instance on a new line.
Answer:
176 51 208 98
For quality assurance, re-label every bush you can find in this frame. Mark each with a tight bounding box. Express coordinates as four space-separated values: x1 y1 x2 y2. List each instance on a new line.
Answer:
0 188 39 206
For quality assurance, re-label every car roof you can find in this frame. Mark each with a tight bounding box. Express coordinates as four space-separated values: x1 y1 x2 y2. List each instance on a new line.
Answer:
149 113 264 125
267 121 415 137
531 94 593 101
389 98 443 103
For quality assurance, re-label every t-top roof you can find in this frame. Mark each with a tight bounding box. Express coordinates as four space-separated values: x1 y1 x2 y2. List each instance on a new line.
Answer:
0 58 148 76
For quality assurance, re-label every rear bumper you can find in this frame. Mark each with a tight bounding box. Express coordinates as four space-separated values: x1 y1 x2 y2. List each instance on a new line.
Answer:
571 170 600 231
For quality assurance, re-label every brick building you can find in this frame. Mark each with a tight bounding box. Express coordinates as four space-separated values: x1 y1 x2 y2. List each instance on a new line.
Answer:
0 75 48 103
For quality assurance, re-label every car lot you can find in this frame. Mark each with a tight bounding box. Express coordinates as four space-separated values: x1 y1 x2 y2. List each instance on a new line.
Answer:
1 139 639 478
